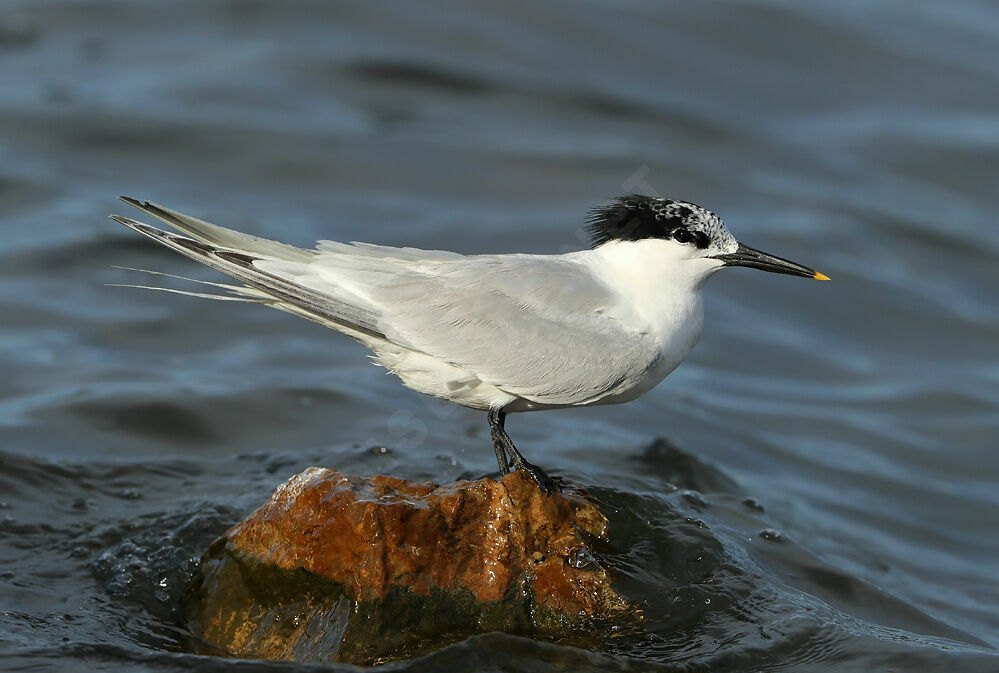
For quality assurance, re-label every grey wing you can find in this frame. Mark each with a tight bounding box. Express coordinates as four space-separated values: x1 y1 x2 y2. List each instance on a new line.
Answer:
316 239 465 264
114 199 656 406
112 210 385 340
113 198 470 344
300 255 660 406
119 197 316 263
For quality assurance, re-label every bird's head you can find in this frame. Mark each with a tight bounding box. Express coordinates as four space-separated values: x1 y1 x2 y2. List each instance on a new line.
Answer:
587 195 828 282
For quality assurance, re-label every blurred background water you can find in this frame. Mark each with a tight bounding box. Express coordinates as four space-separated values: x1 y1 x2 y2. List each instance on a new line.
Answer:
2 1 999 671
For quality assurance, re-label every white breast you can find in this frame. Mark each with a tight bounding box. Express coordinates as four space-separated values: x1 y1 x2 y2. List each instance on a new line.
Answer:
579 238 719 406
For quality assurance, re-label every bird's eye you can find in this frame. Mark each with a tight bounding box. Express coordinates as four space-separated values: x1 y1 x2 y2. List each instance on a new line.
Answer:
671 228 692 243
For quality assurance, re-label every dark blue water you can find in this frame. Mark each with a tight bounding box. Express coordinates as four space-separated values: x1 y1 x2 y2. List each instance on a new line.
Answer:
2 1 998 671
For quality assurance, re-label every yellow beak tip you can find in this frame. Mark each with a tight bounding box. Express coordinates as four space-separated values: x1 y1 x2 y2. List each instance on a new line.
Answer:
812 271 831 281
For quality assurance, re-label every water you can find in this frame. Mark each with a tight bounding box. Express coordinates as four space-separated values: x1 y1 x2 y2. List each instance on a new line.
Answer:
2 1 998 670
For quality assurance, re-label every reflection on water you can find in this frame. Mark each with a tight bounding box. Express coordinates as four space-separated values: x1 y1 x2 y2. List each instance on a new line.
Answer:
2 1 998 671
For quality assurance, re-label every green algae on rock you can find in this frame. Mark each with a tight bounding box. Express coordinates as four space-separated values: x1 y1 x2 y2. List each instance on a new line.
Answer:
185 468 640 665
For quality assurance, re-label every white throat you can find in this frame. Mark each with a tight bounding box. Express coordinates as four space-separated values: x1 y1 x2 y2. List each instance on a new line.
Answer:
576 238 724 397
588 239 720 331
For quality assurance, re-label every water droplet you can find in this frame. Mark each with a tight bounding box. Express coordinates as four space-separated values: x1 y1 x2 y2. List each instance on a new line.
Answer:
72 498 97 511
760 529 785 543
566 546 600 570
681 490 708 507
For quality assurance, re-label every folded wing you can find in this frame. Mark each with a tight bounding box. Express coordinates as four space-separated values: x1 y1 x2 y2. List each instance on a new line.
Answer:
256 253 659 406
114 198 659 406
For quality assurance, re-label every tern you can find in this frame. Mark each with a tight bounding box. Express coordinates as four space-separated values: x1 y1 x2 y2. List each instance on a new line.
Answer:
112 195 827 494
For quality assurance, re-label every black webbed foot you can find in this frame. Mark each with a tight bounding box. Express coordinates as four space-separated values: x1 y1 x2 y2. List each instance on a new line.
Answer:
509 456 559 496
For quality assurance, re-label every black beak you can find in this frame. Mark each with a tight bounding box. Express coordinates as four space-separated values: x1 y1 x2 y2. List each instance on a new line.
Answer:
714 243 829 280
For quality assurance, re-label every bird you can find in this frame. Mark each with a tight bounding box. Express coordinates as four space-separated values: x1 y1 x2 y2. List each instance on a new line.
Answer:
111 194 828 495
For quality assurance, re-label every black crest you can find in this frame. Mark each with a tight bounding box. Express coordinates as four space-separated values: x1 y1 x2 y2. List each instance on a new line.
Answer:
586 195 711 249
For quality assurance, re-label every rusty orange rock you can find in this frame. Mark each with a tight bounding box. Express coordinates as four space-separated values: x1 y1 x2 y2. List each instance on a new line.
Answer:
186 469 638 665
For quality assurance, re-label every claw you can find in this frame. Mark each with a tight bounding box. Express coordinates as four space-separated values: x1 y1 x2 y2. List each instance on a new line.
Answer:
512 459 559 496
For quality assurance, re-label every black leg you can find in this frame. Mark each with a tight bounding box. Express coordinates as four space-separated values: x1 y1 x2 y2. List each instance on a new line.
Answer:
486 409 557 495
487 408 510 475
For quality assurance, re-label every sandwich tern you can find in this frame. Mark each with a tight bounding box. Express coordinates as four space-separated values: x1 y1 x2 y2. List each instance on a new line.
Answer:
112 195 827 494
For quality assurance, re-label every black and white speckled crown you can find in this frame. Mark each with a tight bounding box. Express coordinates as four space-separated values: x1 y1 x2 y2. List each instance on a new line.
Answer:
586 195 732 251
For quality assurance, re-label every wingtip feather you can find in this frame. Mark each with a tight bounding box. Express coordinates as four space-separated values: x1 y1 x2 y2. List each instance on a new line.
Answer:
110 215 175 241
109 214 138 226
117 196 176 224
118 195 144 208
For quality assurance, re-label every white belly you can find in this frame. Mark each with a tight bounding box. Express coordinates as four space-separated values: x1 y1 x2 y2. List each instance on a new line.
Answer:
369 345 519 411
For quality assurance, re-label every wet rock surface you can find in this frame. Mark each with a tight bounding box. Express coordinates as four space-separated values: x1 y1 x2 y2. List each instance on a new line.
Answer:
185 469 639 665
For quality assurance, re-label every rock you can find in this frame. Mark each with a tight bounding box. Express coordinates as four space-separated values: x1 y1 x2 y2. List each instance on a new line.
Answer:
186 468 639 665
